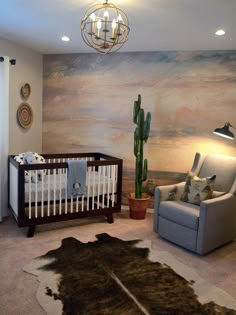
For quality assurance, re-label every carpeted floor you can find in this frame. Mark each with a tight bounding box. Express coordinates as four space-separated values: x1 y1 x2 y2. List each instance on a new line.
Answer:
1 208 236 314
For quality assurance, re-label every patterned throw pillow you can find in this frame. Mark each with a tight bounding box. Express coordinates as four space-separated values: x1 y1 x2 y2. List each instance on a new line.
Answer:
14 153 31 182
167 186 177 201
181 172 216 205
31 152 46 164
14 152 46 182
14 153 25 165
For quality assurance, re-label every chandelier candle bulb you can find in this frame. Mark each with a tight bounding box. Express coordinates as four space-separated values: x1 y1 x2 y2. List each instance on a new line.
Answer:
97 19 102 38
117 14 122 36
104 10 109 34
90 13 96 34
112 19 117 39
104 10 109 20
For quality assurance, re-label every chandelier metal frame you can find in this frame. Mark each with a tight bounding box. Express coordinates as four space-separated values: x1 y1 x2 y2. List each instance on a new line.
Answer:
80 0 130 54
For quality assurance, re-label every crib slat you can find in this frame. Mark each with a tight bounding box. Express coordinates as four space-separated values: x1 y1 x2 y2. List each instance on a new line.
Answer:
47 171 50 216
35 170 38 218
107 165 110 207
70 195 73 213
102 166 105 208
41 174 44 217
53 169 56 216
76 196 79 212
28 171 32 219
81 195 84 212
92 166 95 210
97 166 101 209
59 169 62 215
111 165 115 207
87 167 91 211
65 168 68 214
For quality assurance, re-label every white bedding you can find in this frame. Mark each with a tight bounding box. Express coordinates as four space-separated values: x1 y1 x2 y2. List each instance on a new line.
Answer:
24 172 117 203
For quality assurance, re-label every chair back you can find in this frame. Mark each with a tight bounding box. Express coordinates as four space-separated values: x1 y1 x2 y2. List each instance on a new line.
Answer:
198 153 236 193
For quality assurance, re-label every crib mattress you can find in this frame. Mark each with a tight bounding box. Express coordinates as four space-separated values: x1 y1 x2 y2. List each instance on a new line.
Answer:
25 172 116 203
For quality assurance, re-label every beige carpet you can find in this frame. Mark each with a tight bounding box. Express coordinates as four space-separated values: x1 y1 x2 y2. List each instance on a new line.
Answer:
1 209 236 314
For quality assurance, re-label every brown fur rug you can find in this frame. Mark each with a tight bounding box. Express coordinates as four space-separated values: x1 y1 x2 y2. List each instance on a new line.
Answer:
23 233 236 315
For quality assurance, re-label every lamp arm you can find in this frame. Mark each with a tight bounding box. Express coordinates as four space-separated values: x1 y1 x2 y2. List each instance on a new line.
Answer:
227 122 236 130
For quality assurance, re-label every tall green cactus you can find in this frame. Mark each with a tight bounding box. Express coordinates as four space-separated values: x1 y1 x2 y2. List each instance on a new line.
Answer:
133 94 151 199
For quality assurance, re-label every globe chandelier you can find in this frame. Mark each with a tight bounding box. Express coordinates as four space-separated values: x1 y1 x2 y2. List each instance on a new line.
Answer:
80 0 130 54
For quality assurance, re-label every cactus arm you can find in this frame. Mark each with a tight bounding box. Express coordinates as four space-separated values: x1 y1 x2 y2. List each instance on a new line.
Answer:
142 159 148 182
144 112 151 142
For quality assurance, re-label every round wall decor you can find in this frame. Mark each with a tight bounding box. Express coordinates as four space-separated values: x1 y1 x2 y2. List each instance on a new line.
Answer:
21 83 31 99
17 102 33 129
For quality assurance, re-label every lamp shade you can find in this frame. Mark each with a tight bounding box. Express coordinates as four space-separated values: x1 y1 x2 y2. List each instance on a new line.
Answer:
213 122 234 140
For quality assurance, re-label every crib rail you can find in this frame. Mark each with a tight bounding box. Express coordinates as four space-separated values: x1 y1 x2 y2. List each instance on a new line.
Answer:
8 152 123 230
25 163 118 219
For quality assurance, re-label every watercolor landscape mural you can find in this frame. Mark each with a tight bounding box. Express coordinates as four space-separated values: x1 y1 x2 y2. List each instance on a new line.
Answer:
43 51 236 205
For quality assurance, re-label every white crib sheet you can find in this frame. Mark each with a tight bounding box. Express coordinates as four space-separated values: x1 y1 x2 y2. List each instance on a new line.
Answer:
24 172 116 203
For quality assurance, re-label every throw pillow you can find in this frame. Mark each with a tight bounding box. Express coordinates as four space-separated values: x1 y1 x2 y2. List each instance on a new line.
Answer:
25 152 46 182
14 153 31 182
14 152 46 182
181 172 216 205
24 151 46 165
167 186 177 201
14 153 25 165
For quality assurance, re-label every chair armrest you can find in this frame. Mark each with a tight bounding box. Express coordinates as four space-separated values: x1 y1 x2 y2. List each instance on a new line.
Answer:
197 193 236 254
154 182 185 203
153 182 185 233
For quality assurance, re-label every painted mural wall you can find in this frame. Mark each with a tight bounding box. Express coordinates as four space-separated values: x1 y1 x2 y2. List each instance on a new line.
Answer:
43 51 236 205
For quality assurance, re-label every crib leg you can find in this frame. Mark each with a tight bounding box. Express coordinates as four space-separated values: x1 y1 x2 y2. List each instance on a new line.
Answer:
106 214 114 224
27 225 35 238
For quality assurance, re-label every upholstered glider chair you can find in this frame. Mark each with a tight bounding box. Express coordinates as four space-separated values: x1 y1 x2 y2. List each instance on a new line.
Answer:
154 152 236 255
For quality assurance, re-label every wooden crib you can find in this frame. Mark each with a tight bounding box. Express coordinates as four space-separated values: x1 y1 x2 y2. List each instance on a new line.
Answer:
8 152 123 237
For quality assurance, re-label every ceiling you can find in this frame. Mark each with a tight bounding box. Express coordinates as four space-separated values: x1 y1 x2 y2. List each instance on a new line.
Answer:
0 0 236 55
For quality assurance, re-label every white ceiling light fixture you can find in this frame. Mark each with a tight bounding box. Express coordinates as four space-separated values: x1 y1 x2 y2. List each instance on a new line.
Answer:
61 36 70 42
215 29 226 36
80 0 130 54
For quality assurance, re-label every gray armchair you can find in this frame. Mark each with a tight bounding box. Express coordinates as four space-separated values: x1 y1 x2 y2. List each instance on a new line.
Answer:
154 152 236 255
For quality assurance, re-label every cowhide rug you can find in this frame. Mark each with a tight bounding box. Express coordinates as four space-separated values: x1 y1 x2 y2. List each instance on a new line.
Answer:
23 233 236 315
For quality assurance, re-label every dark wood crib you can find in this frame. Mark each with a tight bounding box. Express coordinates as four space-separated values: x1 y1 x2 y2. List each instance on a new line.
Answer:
8 152 123 237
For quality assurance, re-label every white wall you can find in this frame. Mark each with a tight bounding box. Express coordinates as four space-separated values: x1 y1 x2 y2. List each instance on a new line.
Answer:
0 56 10 220
0 37 43 154
0 37 42 219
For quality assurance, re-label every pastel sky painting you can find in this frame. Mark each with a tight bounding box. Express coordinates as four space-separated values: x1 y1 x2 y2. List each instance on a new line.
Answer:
43 50 236 175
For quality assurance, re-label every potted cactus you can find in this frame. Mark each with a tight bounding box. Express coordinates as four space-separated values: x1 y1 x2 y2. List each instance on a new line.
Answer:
128 94 151 219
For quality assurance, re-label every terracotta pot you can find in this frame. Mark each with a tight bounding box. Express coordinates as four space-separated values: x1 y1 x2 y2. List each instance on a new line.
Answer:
128 193 150 220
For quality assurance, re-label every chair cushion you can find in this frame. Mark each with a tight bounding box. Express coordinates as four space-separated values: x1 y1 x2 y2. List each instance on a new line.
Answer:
159 200 200 230
181 172 215 205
